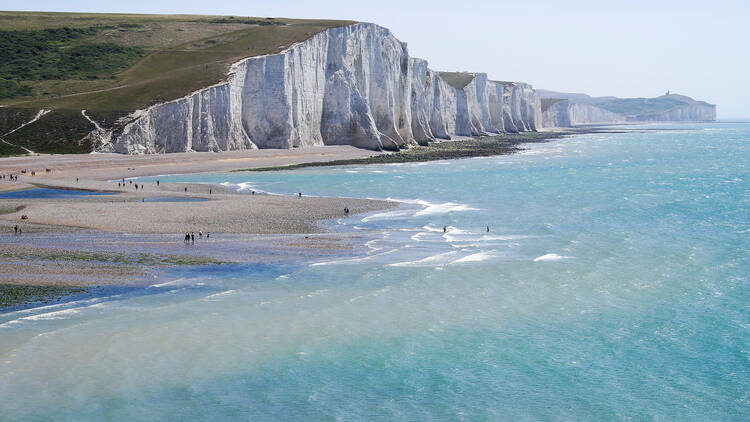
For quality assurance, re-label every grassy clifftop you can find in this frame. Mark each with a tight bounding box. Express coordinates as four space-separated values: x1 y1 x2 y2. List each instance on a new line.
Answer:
0 11 354 155
1 11 354 111
537 89 715 118
593 94 714 116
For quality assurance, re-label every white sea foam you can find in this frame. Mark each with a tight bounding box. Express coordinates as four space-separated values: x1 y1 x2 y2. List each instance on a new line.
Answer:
388 251 460 267
533 253 571 262
452 252 495 263
414 201 478 216
310 248 400 266
383 198 478 217
360 208 414 222
202 290 238 301
19 308 81 321
411 232 432 242
220 181 276 195
151 277 189 288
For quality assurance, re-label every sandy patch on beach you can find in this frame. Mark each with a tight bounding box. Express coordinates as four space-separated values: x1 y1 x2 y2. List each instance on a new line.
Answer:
0 145 383 181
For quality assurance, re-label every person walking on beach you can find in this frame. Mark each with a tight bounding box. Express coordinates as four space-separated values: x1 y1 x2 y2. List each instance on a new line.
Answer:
486 226 490 233
209 189 212 195
206 232 210 239
76 177 78 183
199 231 203 238
157 180 160 186
185 187 188 193
298 192 302 198
191 232 195 243
443 226 447 233
14 225 18 235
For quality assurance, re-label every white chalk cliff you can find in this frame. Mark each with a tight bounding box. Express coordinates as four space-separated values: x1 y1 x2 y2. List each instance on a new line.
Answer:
542 100 626 127
98 23 541 154
539 91 716 128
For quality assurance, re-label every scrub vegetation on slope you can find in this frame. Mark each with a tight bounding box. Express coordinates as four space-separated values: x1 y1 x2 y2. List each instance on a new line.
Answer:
0 11 354 154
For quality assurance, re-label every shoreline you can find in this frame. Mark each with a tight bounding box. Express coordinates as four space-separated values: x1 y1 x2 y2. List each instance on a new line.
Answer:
232 129 607 172
0 129 593 309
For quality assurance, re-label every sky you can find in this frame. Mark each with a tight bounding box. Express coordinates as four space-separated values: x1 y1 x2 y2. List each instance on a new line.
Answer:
3 0 749 117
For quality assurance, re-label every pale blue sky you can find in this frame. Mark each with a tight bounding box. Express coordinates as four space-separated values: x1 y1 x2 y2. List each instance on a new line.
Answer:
3 0 748 117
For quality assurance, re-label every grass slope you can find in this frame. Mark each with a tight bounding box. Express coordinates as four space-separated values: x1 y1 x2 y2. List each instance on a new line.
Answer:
1 12 354 111
595 94 712 116
538 90 714 117
0 26 144 99
0 11 355 154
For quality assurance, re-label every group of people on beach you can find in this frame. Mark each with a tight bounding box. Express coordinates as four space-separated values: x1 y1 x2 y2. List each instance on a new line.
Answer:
1 174 18 182
116 179 144 190
13 225 22 235
184 231 210 243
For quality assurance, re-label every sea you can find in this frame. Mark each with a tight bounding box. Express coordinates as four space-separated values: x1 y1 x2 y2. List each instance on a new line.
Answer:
1 122 748 420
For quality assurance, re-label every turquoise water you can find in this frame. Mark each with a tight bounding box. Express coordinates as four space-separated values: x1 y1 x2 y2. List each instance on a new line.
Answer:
1 123 748 420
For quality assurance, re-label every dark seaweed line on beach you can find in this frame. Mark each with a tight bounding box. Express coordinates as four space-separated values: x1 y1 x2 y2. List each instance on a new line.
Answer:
232 130 607 172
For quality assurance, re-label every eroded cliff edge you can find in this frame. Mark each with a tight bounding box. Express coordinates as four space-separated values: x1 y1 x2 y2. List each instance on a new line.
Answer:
97 23 541 153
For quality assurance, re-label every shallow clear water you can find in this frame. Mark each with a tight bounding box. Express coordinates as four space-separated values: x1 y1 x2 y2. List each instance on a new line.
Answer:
1 123 748 420
0 188 115 199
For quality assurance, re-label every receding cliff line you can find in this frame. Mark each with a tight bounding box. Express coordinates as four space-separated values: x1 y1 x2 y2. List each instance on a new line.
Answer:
539 91 717 128
98 23 542 154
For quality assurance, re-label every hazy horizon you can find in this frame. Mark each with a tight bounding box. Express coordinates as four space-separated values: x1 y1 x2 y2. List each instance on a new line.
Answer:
3 0 748 118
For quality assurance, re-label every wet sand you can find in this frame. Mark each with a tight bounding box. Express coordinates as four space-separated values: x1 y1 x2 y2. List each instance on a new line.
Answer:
0 177 393 234
0 147 395 298
0 145 383 182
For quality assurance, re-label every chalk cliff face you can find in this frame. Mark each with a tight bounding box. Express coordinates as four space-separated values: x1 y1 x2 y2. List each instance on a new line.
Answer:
539 90 716 127
632 103 716 122
543 100 626 127
99 23 541 154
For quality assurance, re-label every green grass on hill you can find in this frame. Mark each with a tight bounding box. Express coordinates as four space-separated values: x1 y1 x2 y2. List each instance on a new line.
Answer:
594 95 711 117
0 26 144 99
2 12 354 112
4 109 95 154
0 11 355 155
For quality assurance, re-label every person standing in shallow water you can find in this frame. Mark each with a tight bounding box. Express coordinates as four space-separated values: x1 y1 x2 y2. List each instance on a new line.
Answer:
443 226 447 233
